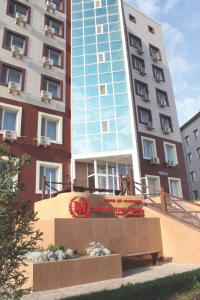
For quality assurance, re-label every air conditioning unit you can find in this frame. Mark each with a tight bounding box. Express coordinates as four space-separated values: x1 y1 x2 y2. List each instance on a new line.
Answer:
163 127 171 134
146 121 153 130
139 66 146 76
8 82 20 95
138 47 144 55
15 12 27 27
167 160 176 167
40 90 52 103
151 157 160 165
158 99 166 107
44 25 55 38
143 93 150 102
38 136 51 147
11 46 23 59
46 1 56 13
3 130 17 142
42 56 53 69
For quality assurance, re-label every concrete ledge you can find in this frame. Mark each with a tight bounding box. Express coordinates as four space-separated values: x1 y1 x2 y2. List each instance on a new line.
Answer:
23 254 122 292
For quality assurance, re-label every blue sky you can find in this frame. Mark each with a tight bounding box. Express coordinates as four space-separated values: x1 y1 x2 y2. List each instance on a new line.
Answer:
126 0 200 126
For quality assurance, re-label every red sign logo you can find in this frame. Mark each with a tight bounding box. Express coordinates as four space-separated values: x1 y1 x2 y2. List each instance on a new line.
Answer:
69 197 91 218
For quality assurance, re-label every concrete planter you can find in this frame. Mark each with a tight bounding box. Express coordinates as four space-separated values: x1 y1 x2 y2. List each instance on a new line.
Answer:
23 254 122 292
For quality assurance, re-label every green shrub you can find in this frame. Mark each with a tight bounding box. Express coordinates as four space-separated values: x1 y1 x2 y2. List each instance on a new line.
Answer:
46 244 65 252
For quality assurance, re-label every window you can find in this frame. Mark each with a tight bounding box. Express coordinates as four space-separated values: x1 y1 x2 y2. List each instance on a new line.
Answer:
98 52 105 63
146 175 160 195
87 160 132 191
153 65 165 82
0 62 25 90
0 103 22 136
129 34 142 51
96 25 103 34
156 89 168 106
188 153 192 164
168 178 183 197
142 137 157 160
3 28 28 55
38 112 63 144
185 136 189 145
193 190 199 200
45 15 64 37
94 0 101 8
101 120 109 133
148 25 155 34
164 142 178 164
7 0 31 23
48 0 64 11
194 129 198 140
135 80 148 97
129 14 136 23
99 84 107 95
190 171 196 182
132 55 145 72
41 75 63 101
36 161 62 194
149 45 161 61
43 44 63 68
160 115 172 131
138 107 152 125
197 148 200 159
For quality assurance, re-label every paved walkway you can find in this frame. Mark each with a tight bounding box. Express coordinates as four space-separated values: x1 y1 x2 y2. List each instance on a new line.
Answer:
22 263 200 300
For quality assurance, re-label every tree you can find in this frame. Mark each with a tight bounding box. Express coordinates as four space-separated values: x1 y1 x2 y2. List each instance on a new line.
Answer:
0 144 42 299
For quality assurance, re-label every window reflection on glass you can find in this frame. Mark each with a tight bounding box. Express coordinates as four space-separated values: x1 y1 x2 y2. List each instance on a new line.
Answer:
41 117 57 141
143 139 154 159
0 108 17 131
7 33 24 49
39 166 57 192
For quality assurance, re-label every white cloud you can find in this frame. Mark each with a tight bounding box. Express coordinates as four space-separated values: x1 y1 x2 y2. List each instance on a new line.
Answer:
162 22 185 48
133 0 160 17
163 0 179 13
176 96 200 125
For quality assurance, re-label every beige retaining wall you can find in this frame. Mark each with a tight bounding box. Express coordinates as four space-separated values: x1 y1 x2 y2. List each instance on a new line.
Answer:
35 218 163 256
23 255 122 292
144 207 200 264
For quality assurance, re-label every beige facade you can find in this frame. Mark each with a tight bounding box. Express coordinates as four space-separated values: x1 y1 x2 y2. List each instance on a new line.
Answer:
0 0 66 112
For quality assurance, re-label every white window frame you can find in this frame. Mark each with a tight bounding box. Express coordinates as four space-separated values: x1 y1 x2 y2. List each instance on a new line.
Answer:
97 52 105 63
163 142 178 164
99 84 107 96
168 177 183 198
94 0 101 8
9 33 25 51
101 120 110 133
46 79 60 98
96 24 103 34
0 102 22 137
5 67 22 89
37 112 63 144
35 160 63 194
145 174 161 194
141 136 157 160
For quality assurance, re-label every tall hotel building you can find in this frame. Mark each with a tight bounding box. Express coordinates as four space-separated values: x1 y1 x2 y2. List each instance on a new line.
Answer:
0 0 71 204
72 0 189 198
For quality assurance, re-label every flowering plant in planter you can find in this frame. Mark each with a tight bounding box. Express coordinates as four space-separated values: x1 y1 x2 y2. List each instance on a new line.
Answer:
86 242 111 257
23 245 76 263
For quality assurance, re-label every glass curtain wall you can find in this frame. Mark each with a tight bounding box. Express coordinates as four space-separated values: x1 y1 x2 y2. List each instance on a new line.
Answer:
72 0 133 156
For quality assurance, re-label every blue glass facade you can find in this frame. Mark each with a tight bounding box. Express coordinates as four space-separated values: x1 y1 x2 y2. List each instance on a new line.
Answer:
72 0 133 155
